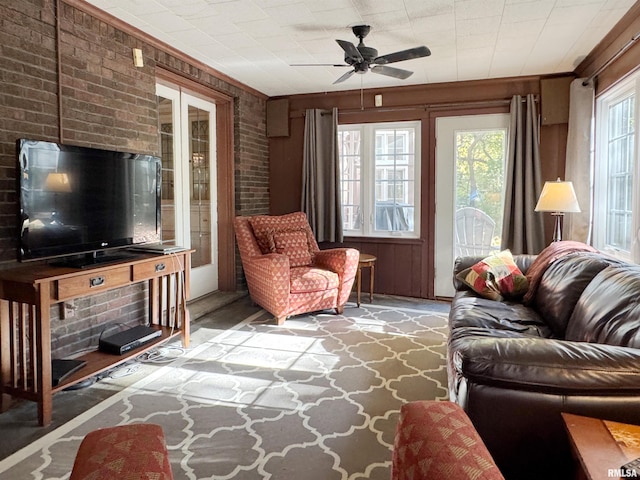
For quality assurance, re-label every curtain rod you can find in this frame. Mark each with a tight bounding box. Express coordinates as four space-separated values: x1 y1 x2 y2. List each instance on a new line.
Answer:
583 32 640 86
296 96 537 118
337 96 536 114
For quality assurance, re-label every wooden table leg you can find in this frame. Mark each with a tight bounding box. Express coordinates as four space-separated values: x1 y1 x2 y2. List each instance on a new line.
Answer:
37 287 53 427
0 300 11 413
369 263 375 303
356 265 363 307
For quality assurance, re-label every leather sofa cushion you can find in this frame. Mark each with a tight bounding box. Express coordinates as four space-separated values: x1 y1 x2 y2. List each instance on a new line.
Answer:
566 265 640 348
531 252 616 337
449 334 640 393
522 241 597 304
450 292 552 338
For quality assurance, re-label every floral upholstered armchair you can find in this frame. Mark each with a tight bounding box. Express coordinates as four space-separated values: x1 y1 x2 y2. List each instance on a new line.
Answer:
234 212 359 325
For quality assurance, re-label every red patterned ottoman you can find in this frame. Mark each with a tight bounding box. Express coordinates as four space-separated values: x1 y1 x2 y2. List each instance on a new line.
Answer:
392 401 504 480
70 423 173 480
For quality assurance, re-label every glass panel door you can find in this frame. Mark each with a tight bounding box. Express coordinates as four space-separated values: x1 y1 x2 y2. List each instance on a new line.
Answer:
157 93 179 245
435 114 509 297
156 84 218 299
188 106 212 269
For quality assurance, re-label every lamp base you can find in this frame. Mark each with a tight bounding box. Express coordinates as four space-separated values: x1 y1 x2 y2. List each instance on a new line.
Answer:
551 213 564 242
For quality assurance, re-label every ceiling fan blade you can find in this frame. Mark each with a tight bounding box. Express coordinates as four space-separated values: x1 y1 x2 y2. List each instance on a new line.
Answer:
336 39 363 62
333 69 357 84
290 63 351 67
374 46 431 65
370 65 413 80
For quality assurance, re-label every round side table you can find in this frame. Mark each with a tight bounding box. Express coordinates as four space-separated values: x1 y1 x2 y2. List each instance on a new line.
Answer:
356 253 377 307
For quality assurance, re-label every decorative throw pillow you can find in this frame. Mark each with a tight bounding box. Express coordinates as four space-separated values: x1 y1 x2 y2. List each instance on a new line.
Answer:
456 249 529 301
249 212 313 254
271 229 313 267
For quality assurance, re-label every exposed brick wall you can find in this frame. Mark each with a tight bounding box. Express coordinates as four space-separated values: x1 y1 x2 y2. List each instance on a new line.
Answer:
233 94 270 287
51 284 147 357
57 2 158 153
0 0 59 257
0 0 269 357
235 95 269 218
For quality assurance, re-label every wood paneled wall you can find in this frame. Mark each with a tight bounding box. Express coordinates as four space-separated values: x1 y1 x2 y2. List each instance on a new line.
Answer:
575 2 640 95
269 75 571 299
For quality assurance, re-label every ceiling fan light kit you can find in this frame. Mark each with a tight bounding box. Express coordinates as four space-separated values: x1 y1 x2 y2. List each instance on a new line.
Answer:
292 25 431 85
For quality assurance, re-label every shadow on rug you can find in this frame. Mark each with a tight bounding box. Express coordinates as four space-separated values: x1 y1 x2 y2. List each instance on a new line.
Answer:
0 303 449 480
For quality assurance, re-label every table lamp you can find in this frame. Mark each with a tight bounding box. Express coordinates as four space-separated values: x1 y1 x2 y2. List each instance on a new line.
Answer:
535 178 580 242
44 172 71 224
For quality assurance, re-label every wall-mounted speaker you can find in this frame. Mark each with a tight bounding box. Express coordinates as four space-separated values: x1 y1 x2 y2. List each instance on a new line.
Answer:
541 76 574 125
266 99 289 137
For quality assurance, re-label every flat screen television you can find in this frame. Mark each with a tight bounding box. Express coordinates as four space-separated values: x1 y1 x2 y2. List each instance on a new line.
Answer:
17 139 161 266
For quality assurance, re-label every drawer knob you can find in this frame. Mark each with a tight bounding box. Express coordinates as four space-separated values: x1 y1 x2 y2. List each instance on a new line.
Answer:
90 276 105 287
155 263 166 272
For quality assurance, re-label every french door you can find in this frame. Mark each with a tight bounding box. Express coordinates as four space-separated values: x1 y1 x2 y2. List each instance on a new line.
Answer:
434 114 509 297
157 83 218 299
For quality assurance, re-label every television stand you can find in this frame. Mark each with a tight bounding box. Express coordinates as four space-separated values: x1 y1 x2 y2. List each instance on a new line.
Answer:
0 250 193 426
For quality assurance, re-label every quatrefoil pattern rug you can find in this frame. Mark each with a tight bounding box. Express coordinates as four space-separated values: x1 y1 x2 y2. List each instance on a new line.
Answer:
0 304 449 480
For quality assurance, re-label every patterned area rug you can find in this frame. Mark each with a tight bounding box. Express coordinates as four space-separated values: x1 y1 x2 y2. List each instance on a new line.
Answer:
0 304 449 480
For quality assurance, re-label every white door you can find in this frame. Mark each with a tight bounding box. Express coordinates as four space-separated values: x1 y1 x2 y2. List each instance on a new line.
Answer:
435 114 509 297
156 84 218 299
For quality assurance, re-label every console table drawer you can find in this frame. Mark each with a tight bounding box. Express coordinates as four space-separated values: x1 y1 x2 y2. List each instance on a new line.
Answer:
56 266 131 300
132 258 181 281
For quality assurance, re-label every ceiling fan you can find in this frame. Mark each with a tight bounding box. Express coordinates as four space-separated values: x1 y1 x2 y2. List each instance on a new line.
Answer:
292 25 431 84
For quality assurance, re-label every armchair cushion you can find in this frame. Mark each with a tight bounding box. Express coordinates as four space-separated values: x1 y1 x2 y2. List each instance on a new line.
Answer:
270 228 313 267
249 212 318 254
290 266 339 294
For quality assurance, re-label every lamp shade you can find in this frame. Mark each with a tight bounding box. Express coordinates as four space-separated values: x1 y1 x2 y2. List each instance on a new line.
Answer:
44 173 71 193
535 178 580 213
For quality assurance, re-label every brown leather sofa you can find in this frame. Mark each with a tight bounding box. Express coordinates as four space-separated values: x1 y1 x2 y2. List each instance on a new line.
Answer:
448 248 640 480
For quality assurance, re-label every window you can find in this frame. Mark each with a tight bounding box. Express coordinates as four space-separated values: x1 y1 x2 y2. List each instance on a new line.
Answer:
594 74 640 260
339 121 421 238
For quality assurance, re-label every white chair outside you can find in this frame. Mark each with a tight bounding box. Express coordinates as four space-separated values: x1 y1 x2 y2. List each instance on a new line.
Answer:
455 207 496 258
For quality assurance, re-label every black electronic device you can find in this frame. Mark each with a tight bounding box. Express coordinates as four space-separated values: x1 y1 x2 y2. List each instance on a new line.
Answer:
51 358 87 386
622 457 640 477
17 139 161 266
99 325 162 355
128 244 186 254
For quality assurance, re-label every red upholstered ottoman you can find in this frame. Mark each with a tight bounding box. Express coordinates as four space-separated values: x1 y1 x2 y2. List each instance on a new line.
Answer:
392 401 504 480
70 423 173 480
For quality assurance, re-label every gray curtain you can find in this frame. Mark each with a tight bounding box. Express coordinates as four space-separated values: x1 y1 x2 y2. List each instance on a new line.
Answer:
301 107 343 242
501 94 545 254
564 78 594 243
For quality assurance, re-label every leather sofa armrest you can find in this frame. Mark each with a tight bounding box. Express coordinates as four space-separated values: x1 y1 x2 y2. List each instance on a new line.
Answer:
451 335 640 393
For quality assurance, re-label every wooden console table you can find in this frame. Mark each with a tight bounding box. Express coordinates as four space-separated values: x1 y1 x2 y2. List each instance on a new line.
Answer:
562 412 640 480
0 250 192 426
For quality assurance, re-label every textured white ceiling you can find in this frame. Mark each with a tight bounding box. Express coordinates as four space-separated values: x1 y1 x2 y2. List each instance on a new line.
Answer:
87 0 636 97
